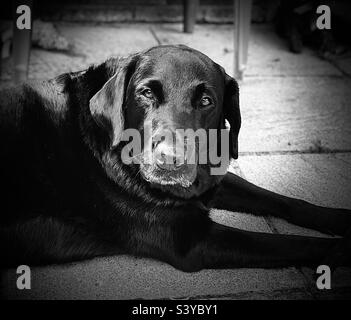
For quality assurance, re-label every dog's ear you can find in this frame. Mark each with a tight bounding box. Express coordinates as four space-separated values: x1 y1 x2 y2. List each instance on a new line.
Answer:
89 55 138 148
223 73 241 159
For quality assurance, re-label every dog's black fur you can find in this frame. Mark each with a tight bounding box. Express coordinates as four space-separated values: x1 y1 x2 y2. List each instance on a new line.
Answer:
1 45 350 271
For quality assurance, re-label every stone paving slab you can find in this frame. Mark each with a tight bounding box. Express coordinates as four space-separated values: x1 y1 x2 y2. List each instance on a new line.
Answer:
238 153 351 237
239 77 351 153
152 24 342 77
210 210 270 233
238 153 351 213
238 153 351 297
1 256 307 300
58 23 158 65
1 23 159 81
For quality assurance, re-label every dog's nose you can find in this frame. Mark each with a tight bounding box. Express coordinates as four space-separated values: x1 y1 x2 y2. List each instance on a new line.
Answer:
154 142 185 171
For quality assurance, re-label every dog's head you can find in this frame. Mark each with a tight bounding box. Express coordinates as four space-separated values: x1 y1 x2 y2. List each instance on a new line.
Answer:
89 45 241 198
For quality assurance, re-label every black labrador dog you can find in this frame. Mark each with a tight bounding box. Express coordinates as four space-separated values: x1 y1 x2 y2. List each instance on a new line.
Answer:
0 45 350 271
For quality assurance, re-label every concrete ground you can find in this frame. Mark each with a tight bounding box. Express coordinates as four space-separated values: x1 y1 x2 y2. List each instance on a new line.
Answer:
1 23 351 300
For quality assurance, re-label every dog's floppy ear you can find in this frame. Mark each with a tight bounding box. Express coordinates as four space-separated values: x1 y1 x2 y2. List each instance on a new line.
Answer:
89 55 138 147
223 73 241 159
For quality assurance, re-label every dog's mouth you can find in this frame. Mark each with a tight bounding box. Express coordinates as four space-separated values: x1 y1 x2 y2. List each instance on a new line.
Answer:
140 163 197 188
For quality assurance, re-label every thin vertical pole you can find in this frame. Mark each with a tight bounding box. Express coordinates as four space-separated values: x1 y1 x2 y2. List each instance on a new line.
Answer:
183 0 199 33
233 0 252 80
12 0 33 83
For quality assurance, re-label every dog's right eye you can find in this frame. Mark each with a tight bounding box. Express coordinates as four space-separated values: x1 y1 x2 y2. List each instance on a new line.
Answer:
142 89 154 99
199 96 213 108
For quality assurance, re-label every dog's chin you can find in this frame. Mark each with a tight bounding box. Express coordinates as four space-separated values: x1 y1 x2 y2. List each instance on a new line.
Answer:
140 164 198 195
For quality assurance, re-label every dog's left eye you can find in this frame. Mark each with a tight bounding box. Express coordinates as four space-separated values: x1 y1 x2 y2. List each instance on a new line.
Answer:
142 89 154 99
199 97 212 107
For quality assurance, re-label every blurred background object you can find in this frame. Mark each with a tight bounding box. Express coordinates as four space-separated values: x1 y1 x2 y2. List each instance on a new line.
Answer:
275 0 350 56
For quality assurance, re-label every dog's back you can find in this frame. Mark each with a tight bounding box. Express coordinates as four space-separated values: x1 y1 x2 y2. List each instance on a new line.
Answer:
0 81 72 221
0 79 112 267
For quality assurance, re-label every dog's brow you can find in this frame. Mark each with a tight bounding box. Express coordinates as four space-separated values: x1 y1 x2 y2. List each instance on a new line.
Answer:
138 78 164 102
192 82 216 100
148 79 164 102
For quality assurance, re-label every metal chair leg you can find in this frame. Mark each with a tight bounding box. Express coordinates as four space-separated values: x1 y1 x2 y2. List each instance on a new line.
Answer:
233 0 252 80
12 0 32 83
183 0 199 33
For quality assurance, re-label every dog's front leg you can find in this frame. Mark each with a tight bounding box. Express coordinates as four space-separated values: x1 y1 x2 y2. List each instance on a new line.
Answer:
172 221 345 271
212 172 351 236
